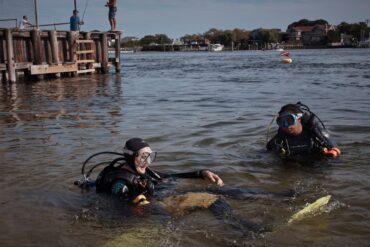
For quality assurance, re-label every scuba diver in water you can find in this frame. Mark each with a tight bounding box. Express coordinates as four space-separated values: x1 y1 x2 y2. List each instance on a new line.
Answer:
266 102 341 158
75 138 223 204
75 137 275 233
75 137 325 235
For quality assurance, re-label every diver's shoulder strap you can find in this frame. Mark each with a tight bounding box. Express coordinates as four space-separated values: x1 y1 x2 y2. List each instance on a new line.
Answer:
96 165 138 193
301 112 317 130
298 109 334 149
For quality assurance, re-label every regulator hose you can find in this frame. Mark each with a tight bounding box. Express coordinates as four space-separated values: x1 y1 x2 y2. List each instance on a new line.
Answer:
75 151 125 188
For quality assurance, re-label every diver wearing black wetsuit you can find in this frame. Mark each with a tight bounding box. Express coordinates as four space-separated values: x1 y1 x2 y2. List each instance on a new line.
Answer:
266 103 341 158
77 138 224 203
95 160 210 198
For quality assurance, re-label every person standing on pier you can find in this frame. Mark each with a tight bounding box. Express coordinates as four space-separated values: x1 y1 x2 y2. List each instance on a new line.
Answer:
105 0 117 31
70 10 84 31
19 15 32 29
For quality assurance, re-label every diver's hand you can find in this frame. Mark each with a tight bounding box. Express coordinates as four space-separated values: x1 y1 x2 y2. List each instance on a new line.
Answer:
323 147 341 158
202 170 224 187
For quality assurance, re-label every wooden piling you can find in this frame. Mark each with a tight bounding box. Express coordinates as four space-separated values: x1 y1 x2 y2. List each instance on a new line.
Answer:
31 29 43 65
68 31 78 63
45 35 52 65
101 33 108 73
5 29 16 82
49 30 60 65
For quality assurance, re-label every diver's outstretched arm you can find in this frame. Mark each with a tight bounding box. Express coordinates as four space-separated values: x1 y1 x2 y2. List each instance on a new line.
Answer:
151 169 224 187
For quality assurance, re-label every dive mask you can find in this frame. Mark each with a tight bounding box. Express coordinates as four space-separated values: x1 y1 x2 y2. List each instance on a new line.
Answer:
138 152 157 166
276 113 303 128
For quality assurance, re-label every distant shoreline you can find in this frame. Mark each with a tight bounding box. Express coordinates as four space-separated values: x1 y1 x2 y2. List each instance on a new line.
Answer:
110 45 367 53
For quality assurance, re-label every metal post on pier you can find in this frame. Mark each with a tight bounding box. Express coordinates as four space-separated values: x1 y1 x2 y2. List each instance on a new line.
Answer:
74 0 77 12
34 0 39 29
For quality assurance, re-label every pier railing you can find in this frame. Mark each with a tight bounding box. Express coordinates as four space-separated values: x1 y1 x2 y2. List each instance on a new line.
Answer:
0 28 121 82
0 19 18 28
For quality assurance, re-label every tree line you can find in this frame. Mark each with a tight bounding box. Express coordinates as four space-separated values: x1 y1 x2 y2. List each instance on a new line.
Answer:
122 19 370 48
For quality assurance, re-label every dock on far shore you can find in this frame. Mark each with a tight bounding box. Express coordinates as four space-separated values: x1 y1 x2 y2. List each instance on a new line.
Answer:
0 28 122 83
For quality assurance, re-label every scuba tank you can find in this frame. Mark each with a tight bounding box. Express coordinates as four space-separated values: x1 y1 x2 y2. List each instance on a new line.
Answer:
294 102 334 149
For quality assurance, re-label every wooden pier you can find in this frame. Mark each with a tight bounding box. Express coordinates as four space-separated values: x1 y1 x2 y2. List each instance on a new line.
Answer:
0 28 121 82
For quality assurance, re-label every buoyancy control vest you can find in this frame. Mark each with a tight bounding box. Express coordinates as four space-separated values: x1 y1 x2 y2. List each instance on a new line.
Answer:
95 164 155 197
271 128 321 156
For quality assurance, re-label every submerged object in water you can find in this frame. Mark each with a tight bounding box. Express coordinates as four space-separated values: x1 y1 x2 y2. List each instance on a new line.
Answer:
104 224 164 247
159 192 219 216
288 195 331 225
281 58 293 64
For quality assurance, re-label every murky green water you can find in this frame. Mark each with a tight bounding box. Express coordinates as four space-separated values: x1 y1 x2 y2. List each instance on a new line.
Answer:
1 49 370 246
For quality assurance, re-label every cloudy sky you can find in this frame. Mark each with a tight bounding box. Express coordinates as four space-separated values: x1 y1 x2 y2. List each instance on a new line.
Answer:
2 0 369 38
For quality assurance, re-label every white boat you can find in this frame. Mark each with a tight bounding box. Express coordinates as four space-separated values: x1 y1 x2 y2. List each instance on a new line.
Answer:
198 46 208 51
121 49 135 53
211 44 224 51
358 39 370 48
108 48 135 54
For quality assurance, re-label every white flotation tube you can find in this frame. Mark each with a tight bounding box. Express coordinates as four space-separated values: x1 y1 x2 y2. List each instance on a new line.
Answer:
281 58 293 64
288 195 332 225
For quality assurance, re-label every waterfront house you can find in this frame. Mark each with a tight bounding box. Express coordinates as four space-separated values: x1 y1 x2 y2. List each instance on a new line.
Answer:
287 24 334 46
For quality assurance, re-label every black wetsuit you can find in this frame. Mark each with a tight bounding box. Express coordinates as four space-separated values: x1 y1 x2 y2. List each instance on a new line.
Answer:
266 125 336 157
93 161 298 234
95 163 207 199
